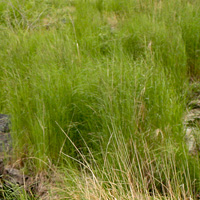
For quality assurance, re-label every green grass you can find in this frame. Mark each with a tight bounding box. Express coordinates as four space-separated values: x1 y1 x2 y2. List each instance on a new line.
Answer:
0 0 200 199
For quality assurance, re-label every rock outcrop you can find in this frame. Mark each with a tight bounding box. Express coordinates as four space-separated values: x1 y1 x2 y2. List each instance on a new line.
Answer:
0 114 10 133
0 114 35 195
184 82 200 154
0 114 12 157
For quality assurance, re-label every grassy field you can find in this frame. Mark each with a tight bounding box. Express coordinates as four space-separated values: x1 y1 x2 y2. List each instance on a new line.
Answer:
0 0 200 199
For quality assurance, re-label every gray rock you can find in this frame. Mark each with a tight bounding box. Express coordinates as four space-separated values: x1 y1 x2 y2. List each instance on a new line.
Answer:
0 133 12 155
0 114 10 133
184 82 200 154
0 115 37 195
4 166 29 186
0 114 12 157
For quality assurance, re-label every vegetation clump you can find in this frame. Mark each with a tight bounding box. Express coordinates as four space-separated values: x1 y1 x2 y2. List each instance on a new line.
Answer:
0 0 200 199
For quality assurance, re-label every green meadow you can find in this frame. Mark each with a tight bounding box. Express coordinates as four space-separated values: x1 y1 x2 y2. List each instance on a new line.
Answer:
0 0 200 199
